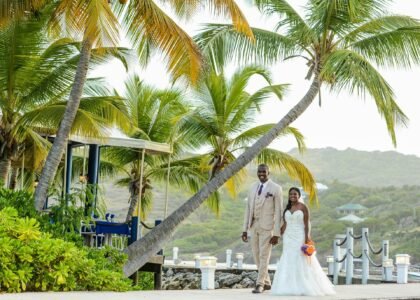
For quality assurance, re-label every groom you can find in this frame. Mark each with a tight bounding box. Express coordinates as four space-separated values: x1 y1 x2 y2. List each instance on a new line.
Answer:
242 164 283 294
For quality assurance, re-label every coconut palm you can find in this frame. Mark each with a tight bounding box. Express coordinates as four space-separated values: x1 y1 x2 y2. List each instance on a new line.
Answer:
0 11 130 187
181 64 317 200
122 0 420 277
103 75 219 223
0 0 48 27
34 0 253 211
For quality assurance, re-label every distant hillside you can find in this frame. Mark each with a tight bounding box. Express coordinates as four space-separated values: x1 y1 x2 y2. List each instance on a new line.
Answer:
289 147 420 187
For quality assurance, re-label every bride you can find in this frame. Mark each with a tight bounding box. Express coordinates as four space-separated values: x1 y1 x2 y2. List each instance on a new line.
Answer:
271 187 335 296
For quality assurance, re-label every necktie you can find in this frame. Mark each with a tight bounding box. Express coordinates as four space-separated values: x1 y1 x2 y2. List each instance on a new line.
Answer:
258 184 263 196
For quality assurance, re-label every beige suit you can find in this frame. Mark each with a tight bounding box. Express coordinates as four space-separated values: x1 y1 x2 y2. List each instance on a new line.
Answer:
243 179 283 287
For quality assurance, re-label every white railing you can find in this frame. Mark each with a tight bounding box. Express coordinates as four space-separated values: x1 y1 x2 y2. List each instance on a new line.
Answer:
332 227 389 285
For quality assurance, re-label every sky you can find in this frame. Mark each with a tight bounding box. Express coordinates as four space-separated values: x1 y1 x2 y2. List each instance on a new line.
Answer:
97 0 420 158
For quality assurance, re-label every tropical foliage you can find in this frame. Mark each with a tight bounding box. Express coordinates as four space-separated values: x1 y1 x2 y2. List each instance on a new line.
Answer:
34 0 253 210
0 207 131 292
0 0 48 27
181 64 317 200
103 75 219 222
123 0 420 276
0 7 130 189
196 0 420 144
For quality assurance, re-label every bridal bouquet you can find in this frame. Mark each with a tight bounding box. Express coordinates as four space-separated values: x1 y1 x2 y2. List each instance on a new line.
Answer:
301 240 316 256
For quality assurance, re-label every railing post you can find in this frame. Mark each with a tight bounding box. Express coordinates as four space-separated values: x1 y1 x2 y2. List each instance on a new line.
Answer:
382 240 389 280
346 227 354 285
362 228 369 284
173 247 179 264
236 253 244 269
226 249 232 268
333 238 340 285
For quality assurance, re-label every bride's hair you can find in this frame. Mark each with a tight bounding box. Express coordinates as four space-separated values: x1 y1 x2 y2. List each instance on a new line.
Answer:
283 187 301 218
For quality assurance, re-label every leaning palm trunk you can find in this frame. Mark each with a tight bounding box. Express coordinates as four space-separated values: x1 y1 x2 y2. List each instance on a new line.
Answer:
34 39 93 211
126 196 138 223
126 178 140 223
122 77 321 277
0 158 11 187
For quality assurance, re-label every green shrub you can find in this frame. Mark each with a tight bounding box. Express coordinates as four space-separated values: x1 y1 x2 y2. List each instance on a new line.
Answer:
133 272 154 291
0 207 131 292
0 189 91 245
0 189 38 219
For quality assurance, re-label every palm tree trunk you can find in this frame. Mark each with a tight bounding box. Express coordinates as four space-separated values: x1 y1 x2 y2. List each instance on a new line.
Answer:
122 77 321 277
0 158 11 187
126 188 138 223
8 167 18 190
34 39 93 211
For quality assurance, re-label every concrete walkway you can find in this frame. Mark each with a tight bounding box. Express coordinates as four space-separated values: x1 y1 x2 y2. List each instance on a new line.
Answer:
1 284 419 300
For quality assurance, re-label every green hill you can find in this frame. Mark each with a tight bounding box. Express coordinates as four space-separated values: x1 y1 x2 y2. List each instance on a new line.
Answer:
288 147 420 187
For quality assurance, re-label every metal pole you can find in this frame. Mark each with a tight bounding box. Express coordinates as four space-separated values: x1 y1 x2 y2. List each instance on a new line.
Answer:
65 144 73 196
362 228 369 284
82 145 87 178
86 145 100 215
82 145 87 201
164 155 171 219
382 240 389 280
21 152 24 190
136 148 146 240
333 238 340 285
63 145 68 200
346 227 354 285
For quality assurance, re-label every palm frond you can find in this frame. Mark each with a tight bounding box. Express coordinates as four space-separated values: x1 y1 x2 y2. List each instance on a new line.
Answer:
233 125 305 152
16 96 130 138
254 148 317 205
248 84 288 105
50 0 119 47
119 0 202 83
0 0 48 27
146 155 221 214
342 15 419 43
202 0 253 39
255 0 317 47
227 65 274 107
348 22 420 68
195 24 300 70
308 0 390 35
321 49 408 145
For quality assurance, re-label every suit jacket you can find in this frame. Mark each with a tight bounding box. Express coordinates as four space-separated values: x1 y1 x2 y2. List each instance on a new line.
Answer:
243 179 283 236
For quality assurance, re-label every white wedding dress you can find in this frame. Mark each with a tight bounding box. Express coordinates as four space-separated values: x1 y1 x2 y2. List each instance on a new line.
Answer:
271 210 335 296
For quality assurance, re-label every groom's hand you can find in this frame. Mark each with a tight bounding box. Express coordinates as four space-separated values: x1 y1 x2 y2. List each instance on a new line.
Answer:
241 232 248 242
269 236 279 245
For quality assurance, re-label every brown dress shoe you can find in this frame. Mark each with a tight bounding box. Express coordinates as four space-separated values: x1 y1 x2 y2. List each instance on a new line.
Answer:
264 284 271 291
252 285 264 294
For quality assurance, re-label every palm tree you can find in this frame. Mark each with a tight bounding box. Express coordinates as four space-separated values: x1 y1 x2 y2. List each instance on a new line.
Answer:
34 0 253 211
103 75 219 223
0 0 48 27
122 0 420 276
181 64 317 200
0 11 130 187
